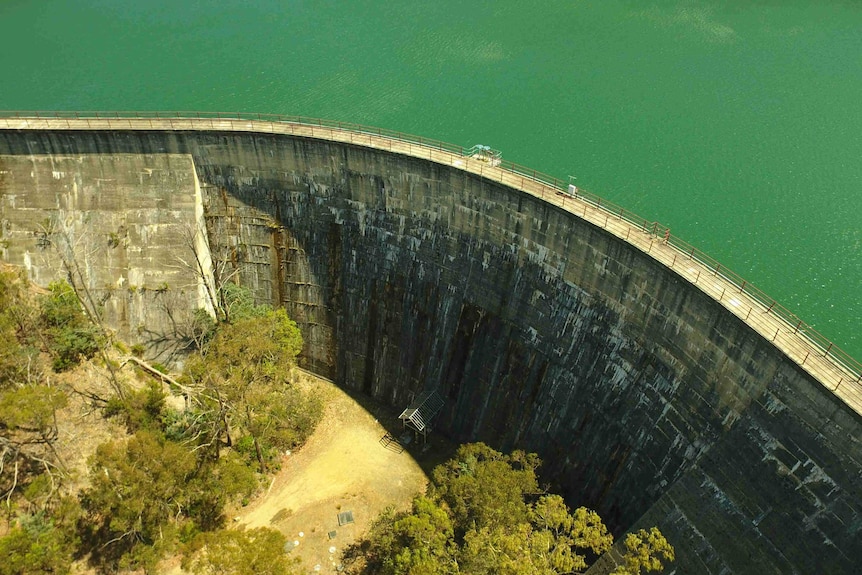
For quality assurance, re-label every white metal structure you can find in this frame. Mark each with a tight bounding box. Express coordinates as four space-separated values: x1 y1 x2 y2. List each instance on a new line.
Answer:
399 390 445 442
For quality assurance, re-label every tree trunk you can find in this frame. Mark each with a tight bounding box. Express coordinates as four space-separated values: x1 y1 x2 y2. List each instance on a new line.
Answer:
245 404 265 472
253 435 265 473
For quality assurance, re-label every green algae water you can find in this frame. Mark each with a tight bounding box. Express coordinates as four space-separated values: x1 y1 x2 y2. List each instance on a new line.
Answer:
1 0 860 359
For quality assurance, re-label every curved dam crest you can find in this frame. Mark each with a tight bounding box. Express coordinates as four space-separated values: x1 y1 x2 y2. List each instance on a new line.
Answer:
0 119 860 574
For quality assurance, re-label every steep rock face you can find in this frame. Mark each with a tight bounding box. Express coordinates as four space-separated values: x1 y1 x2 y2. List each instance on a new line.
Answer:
1 130 860 573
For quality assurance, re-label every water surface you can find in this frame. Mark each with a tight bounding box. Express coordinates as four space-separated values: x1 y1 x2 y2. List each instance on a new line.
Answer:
1 0 859 358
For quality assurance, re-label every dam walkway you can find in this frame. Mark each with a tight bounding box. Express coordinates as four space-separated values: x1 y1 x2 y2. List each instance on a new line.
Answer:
1 111 860 417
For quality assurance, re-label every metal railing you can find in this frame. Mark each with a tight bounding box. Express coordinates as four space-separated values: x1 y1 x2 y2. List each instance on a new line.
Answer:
2 110 860 397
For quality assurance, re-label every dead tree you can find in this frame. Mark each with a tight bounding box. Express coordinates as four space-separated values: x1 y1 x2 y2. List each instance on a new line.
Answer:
39 215 124 399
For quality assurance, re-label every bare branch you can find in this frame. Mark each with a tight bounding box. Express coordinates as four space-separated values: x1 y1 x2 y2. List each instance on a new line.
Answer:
38 216 125 398
4 460 18 511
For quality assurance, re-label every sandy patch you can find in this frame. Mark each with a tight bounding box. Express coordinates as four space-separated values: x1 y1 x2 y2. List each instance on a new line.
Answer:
236 374 429 573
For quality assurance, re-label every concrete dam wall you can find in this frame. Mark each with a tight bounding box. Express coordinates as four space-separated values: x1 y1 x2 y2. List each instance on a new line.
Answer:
1 120 860 574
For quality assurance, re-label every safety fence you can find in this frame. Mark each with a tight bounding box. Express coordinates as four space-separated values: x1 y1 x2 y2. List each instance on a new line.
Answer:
1 110 860 402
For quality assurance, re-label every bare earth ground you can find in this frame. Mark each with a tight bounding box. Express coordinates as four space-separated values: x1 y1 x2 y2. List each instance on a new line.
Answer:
234 372 431 573
50 362 131 497
26 356 442 575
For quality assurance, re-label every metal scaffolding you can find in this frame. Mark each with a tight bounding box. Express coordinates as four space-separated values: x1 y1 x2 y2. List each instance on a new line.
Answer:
398 390 445 443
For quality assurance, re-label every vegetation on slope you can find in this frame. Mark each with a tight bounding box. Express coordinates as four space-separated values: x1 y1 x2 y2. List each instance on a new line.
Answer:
1 267 97 574
180 306 320 473
0 267 318 574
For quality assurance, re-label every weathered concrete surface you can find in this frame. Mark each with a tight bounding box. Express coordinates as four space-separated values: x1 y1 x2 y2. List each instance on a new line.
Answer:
0 136 212 358
0 129 859 574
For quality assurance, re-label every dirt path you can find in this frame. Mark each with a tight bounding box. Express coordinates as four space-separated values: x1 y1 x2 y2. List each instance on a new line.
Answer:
235 373 429 573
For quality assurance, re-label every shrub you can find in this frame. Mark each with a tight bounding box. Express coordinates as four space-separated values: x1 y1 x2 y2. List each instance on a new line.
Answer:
220 282 270 322
0 508 79 575
47 324 102 371
40 281 102 371
40 281 82 328
104 380 167 433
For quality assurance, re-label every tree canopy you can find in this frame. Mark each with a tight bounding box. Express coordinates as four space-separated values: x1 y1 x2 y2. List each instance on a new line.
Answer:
352 443 673 575
0 270 100 575
181 307 320 471
0 498 80 575
77 297 318 571
0 272 89 506
182 527 301 575
610 528 674 575
0 270 321 574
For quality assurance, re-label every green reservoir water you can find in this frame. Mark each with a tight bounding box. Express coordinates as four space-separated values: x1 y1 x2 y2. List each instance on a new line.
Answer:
1 0 860 360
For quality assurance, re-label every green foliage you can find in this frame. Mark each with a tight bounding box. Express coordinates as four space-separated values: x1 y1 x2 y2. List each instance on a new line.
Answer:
0 499 81 575
0 270 69 525
527 496 614 574
389 497 455 574
81 430 201 569
183 527 300 575
40 281 102 371
0 270 317 572
80 426 262 570
182 307 318 471
431 443 540 534
0 268 36 387
0 384 67 432
611 528 675 575
233 434 269 464
220 282 271 322
46 324 102 371
39 281 81 329
188 307 217 348
207 307 303 369
355 443 670 575
22 474 53 505
207 451 259 504
104 379 166 433
0 314 28 386
0 267 21 309
81 430 194 545
0 520 72 575
458 522 534 575
150 361 168 374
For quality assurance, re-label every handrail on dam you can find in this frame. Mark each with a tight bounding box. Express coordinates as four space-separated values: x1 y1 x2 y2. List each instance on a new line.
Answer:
1 110 860 413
